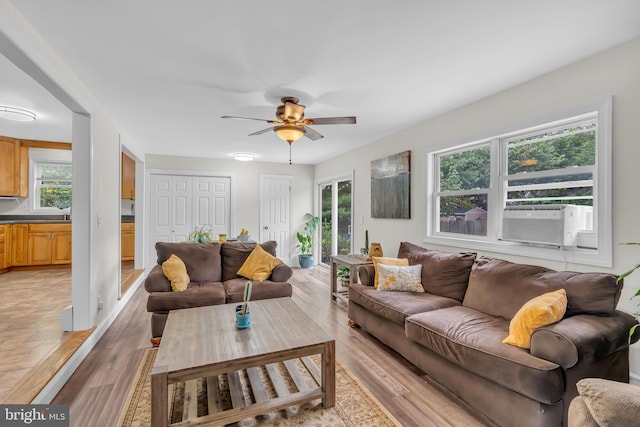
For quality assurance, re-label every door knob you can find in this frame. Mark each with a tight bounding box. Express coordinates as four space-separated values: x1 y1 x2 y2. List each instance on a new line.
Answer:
264 226 268 230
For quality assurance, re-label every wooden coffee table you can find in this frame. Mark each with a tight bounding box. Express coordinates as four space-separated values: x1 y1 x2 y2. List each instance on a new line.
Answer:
150 298 336 426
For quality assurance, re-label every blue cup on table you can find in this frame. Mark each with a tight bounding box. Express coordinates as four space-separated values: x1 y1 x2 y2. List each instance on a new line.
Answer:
235 311 251 329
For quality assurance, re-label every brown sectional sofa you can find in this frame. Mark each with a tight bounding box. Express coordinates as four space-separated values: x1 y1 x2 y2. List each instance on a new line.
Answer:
349 242 639 427
145 240 293 338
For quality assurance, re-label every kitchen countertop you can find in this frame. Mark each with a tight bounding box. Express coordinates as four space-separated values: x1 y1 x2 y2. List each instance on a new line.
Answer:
0 215 135 224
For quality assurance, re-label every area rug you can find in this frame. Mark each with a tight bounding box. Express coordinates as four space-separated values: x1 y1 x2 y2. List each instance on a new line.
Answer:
117 347 401 426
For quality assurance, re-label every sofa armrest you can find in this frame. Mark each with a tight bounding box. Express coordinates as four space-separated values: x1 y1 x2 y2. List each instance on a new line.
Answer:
358 265 375 286
271 263 293 282
530 310 638 369
144 264 171 293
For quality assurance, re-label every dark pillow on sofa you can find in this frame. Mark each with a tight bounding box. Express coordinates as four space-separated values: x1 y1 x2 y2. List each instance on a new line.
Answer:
397 242 476 302
220 241 278 281
155 242 222 282
463 256 622 320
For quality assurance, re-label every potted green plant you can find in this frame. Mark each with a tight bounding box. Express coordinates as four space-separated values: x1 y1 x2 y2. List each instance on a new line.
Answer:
337 266 351 287
296 213 320 269
617 242 640 340
188 224 214 243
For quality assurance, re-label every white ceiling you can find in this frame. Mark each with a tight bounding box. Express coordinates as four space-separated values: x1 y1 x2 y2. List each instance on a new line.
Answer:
3 1 640 164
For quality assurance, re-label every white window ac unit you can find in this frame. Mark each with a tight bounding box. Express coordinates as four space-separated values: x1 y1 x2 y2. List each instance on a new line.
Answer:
501 204 592 247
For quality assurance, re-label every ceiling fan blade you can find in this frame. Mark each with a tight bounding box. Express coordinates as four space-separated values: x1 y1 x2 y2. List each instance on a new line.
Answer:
304 116 357 125
303 125 324 141
248 127 274 136
221 115 277 123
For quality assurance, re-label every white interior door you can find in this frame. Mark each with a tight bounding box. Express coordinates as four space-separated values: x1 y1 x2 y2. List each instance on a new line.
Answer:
193 176 231 238
261 175 291 262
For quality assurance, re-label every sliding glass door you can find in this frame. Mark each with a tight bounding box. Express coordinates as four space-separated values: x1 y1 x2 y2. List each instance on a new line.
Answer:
319 174 353 265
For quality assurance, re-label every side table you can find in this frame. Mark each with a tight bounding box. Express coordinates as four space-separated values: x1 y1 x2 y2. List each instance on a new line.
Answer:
330 254 373 303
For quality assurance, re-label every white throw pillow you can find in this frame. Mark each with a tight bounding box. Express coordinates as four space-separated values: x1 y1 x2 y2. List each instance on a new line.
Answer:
376 264 424 292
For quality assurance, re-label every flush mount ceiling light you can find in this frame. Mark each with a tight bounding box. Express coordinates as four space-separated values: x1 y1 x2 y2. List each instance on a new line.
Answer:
0 106 36 121
231 152 256 161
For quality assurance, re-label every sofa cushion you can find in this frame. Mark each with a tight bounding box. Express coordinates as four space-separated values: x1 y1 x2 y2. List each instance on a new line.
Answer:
237 244 282 281
503 289 567 349
376 264 424 292
397 241 476 302
223 278 292 304
405 306 564 404
147 282 226 312
371 256 409 288
220 241 278 281
348 282 460 326
571 378 640 426
155 242 222 282
162 254 190 291
463 256 622 320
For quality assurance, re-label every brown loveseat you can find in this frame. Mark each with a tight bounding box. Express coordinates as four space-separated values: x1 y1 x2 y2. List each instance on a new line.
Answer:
145 240 293 338
349 242 639 427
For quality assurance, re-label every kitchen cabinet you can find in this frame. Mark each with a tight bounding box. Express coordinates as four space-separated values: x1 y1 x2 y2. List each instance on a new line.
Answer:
27 223 72 265
51 231 72 264
0 225 9 270
121 222 135 261
11 224 28 266
0 136 28 197
122 152 136 200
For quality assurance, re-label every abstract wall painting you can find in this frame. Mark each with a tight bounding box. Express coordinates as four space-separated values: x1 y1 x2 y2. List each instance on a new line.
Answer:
371 150 411 219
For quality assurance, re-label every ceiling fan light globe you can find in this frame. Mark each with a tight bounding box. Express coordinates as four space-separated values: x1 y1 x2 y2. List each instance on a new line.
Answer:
274 125 305 143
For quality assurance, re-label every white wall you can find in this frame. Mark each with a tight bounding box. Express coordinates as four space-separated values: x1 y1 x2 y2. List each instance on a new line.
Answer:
0 2 138 329
90 109 121 325
315 36 640 375
145 154 315 264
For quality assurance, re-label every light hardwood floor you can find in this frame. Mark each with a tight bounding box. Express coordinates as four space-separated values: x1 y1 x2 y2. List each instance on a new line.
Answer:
50 267 486 427
0 268 75 402
0 263 142 404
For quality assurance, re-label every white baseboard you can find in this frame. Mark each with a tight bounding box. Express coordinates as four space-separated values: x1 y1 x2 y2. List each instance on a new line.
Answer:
32 274 146 403
630 371 640 386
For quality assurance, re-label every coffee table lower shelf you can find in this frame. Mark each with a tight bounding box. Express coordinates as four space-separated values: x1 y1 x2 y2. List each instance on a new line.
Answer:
157 356 327 426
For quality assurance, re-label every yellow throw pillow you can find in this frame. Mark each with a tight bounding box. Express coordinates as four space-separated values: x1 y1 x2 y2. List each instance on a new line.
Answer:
162 254 190 292
503 289 567 349
237 244 283 281
372 256 409 288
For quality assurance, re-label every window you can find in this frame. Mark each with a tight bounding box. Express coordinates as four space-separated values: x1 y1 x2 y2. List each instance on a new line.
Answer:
427 99 611 267
504 117 595 210
436 144 491 237
34 161 72 210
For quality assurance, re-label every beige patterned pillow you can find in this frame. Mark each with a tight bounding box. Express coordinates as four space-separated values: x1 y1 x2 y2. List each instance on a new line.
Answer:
376 264 424 292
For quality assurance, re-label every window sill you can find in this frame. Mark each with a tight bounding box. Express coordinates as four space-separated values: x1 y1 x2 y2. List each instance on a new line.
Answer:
423 234 611 268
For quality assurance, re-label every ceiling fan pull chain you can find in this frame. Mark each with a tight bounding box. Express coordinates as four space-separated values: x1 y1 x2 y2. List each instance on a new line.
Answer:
289 142 292 165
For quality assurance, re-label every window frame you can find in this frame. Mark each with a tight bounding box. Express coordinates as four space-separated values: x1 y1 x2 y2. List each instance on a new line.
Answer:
425 98 612 267
28 148 73 212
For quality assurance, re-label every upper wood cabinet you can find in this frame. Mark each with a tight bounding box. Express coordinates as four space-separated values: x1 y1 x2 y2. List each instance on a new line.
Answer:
0 136 28 197
122 152 135 200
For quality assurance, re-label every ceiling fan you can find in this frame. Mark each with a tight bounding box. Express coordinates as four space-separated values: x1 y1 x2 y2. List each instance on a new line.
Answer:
222 97 356 163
